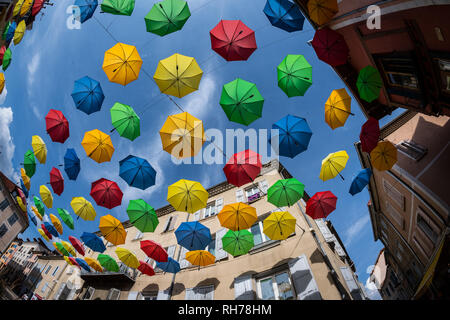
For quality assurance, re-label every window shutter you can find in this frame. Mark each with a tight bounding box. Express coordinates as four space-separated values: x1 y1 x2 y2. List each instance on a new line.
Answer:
203 285 214 300
340 267 362 300
193 210 201 221
179 247 191 269
137 292 144 300
107 288 121 300
215 228 228 261
288 254 322 300
236 189 245 202
169 215 177 231
331 235 346 258
185 288 195 300
167 245 176 259
259 180 269 194
127 291 138 300
133 230 143 240
215 198 223 214
157 289 170 300
163 216 172 232
315 219 334 242
53 283 66 300
234 275 254 300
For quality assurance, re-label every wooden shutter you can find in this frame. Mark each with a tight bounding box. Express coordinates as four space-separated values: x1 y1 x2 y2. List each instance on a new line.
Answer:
162 216 172 232
236 189 245 202
234 275 254 300
107 288 121 300
331 235 346 257
215 198 223 214
288 254 322 300
340 267 362 300
157 289 170 300
185 288 195 300
179 247 191 269
315 219 334 242
168 215 177 231
193 209 202 221
167 245 176 259
215 228 228 260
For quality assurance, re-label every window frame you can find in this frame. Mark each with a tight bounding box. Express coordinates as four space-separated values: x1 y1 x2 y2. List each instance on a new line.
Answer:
256 270 295 301
396 140 427 161
0 223 8 237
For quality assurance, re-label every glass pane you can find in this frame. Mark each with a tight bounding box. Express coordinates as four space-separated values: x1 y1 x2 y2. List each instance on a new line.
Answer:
251 224 263 246
208 239 216 256
275 272 294 300
260 278 275 300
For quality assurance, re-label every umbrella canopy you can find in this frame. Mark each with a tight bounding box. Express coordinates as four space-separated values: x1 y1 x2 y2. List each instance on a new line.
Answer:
219 78 264 126
32 206 43 221
74 0 98 23
153 53 203 98
32 0 46 16
222 229 254 257
13 0 24 17
71 197 96 221
69 257 80 268
90 178 123 209
145 0 191 36
110 102 140 141
210 20 257 61
16 196 26 212
21 168 30 190
50 214 63 235
44 222 59 238
360 117 380 153
115 247 140 268
81 129 115 163
13 20 26 45
75 258 91 272
267 178 305 207
49 167 64 196
217 202 257 231
159 111 206 159
155 257 180 274
0 46 5 65
23 150 36 178
370 141 397 171
167 179 208 213
64 256 73 266
69 236 85 256
306 191 337 219
17 188 26 206
101 0 135 15
61 241 77 256
2 22 10 40
41 224 52 240
319 150 349 181
97 254 119 272
223 149 262 187
64 148 81 181
263 211 296 241
140 240 168 262
45 109 70 143
28 213 37 226
34 196 45 216
71 76 105 115
119 155 156 190
271 114 312 158
84 257 103 272
5 21 16 43
31 135 47 164
52 242 64 255
80 232 106 253
99 214 127 246
39 185 53 208
138 260 155 276
0 72 4 94
307 0 338 25
357 66 383 103
38 228 49 241
55 242 71 256
263 0 305 32
20 179 29 198
186 250 215 267
2 48 11 71
277 54 312 97
127 199 159 232
349 168 372 196
175 221 211 251
325 88 353 130
311 27 349 66
57 208 74 230
20 0 33 16
102 42 142 86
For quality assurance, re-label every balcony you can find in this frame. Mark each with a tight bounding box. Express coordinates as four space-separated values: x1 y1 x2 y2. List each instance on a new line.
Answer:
80 262 137 283
247 192 261 204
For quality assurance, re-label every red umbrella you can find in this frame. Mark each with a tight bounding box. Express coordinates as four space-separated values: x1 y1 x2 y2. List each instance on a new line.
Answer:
311 28 349 67
140 240 168 262
0 46 5 65
32 0 46 16
90 178 123 209
360 117 380 153
210 20 257 61
69 236 85 256
68 257 80 268
49 167 64 196
223 149 262 187
45 109 70 143
41 224 53 240
305 191 337 220
138 260 155 276
17 188 27 207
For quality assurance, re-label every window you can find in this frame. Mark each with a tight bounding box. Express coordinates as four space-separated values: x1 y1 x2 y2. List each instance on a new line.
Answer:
83 287 95 300
385 201 405 230
396 140 427 161
45 266 52 274
163 215 177 232
245 186 261 203
0 224 7 237
379 56 420 90
0 199 9 211
416 209 440 244
185 285 214 300
107 288 121 300
236 189 246 202
206 237 216 257
386 72 418 89
52 266 59 277
383 180 405 210
257 271 295 300
436 58 450 94
7 212 18 226
179 246 191 269
41 282 49 293
385 287 391 297
203 203 217 219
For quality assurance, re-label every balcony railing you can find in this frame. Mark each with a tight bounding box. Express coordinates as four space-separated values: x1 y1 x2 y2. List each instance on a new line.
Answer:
247 193 261 203
80 262 137 281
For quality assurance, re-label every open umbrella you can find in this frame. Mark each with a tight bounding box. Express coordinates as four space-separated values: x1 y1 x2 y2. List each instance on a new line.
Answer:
115 247 140 268
61 241 77 256
307 0 338 26
20 0 33 16
267 178 305 207
55 242 71 256
0 72 4 94
71 76 105 115
97 254 119 272
41 224 52 240
81 129 115 163
75 258 91 272
127 199 159 233
155 257 180 274
145 0 191 36
360 117 380 153
140 240 168 262
222 229 254 257
39 185 53 208
110 102 140 141
319 150 349 181
0 46 5 65
223 149 262 187
64 256 73 266
71 197 96 221
38 228 49 241
277 54 312 97
34 196 45 216
28 212 37 226
69 257 80 268
49 167 64 196
175 221 211 251
356 66 383 103
80 232 106 253
50 214 63 235
32 206 43 221
186 250 215 267
2 48 11 71
370 141 397 171
306 191 337 219
90 178 123 209
138 260 155 276
13 20 26 45
68 236 85 256
21 168 30 190
2 22 10 40
217 203 257 231
263 211 296 241
13 0 24 17
32 0 46 16
263 0 305 33
167 179 208 213
31 135 47 164
349 168 372 196
57 208 74 230
325 88 354 130
16 196 26 212
44 222 59 238
53 242 63 255
23 150 36 178
99 214 127 246
45 109 70 143
270 114 312 158
119 155 156 190
74 0 98 23
159 111 206 159
5 22 16 43
311 27 349 66
20 179 29 198
17 188 26 206
101 0 135 15
210 20 257 61
85 257 103 272
102 43 142 86
219 78 264 126
64 148 81 181
153 53 203 98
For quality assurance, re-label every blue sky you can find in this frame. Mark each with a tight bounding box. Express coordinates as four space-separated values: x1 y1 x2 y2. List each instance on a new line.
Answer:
0 0 386 298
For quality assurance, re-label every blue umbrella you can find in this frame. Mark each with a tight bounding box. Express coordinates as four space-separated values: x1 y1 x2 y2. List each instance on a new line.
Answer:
43 222 59 237
28 212 37 226
80 232 106 253
64 148 81 180
119 155 157 190
71 76 105 115
75 258 92 272
73 0 98 23
20 179 29 198
5 21 16 43
155 257 180 274
175 221 211 251
270 114 312 158
349 168 372 196
263 0 305 33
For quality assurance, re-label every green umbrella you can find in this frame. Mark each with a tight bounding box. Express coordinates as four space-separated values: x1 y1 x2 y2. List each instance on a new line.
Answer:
2 22 11 40
277 54 312 97
33 196 45 216
2 48 11 71
219 78 264 126
110 102 140 141
222 229 254 257
97 253 120 272
101 0 135 16
55 242 71 257
145 0 191 36
24 150 36 177
356 65 383 103
267 178 305 207
126 199 159 232
57 208 74 230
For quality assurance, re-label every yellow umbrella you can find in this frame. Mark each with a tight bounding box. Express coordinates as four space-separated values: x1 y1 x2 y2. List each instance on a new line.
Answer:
153 53 203 98
185 250 215 267
61 241 77 256
81 129 115 163
370 141 397 171
31 135 47 164
39 185 53 208
64 256 73 266
70 197 97 221
16 196 27 212
307 0 339 26
32 206 43 221
159 112 206 159
319 150 349 181
38 228 50 241
99 214 127 246
167 179 208 213
84 257 103 272
21 168 31 190
218 202 257 231
13 0 25 17
263 211 296 241
115 247 140 269
325 88 353 130
102 43 142 86
50 214 63 235
13 20 26 45
20 0 33 16
0 73 4 94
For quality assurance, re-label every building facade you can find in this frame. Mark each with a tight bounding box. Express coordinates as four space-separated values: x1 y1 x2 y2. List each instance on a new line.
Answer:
0 240 19 269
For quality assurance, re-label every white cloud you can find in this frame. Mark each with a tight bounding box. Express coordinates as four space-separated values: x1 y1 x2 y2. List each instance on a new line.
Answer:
344 214 370 246
181 74 217 121
365 277 382 300
0 107 17 181
0 87 7 105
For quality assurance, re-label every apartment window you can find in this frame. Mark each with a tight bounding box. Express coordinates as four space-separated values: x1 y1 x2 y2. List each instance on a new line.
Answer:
257 271 295 300
52 266 59 277
378 56 420 90
236 189 246 202
383 180 405 210
7 212 19 226
203 203 217 219
41 282 49 293
0 224 7 237
246 186 261 203
416 208 440 244
385 201 405 230
251 221 270 246
396 140 427 161
385 287 391 297
106 288 121 300
0 198 9 211
163 215 177 233
436 58 450 94
207 237 216 257
185 285 214 300
83 287 95 300
45 266 52 275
